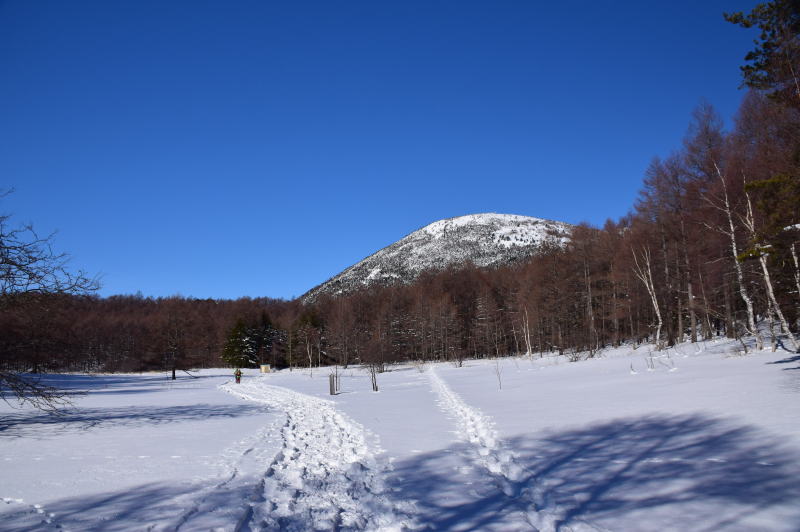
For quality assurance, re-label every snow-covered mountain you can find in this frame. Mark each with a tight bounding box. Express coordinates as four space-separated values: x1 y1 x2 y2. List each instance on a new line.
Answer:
303 213 572 302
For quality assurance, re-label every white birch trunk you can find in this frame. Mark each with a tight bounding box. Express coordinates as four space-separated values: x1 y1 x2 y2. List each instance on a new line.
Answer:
522 306 533 358
632 246 663 351
741 183 799 351
712 163 763 350
792 242 800 318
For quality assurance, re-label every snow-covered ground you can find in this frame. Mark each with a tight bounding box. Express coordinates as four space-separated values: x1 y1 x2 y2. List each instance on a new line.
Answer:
2 337 799 531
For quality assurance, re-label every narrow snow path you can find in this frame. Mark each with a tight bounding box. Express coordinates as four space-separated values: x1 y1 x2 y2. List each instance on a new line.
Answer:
427 368 522 490
428 367 602 532
222 377 410 532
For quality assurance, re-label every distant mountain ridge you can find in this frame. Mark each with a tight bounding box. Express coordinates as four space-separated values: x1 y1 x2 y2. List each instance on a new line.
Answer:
302 213 572 302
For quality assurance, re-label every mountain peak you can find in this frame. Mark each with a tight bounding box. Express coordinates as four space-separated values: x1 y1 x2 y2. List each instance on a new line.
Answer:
302 213 571 302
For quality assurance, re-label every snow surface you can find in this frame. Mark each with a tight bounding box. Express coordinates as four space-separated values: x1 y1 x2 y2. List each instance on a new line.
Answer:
2 338 800 530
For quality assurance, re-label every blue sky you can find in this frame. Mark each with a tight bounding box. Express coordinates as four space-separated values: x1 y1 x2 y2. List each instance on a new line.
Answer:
0 1 758 300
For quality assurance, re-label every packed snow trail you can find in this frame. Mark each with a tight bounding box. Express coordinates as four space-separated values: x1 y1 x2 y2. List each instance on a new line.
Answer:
222 377 411 531
428 367 602 532
427 368 523 491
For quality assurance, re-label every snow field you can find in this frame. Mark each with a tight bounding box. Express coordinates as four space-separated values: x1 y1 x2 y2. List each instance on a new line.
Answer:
2 339 799 531
222 378 411 531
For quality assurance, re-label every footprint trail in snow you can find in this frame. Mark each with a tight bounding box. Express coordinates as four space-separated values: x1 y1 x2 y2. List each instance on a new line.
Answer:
428 367 599 532
222 378 412 532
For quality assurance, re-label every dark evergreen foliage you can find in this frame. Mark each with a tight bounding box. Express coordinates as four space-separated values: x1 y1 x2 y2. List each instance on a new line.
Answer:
725 0 800 108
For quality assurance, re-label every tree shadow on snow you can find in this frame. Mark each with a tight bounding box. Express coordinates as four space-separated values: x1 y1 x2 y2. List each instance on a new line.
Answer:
0 403 268 439
767 353 800 370
0 478 254 532
391 413 800 531
3 413 799 531
27 372 226 391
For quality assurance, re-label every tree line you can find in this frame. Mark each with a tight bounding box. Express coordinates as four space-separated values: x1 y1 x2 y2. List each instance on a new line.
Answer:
2 2 798 389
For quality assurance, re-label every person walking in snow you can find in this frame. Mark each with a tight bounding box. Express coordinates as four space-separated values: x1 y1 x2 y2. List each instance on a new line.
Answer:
234 368 242 384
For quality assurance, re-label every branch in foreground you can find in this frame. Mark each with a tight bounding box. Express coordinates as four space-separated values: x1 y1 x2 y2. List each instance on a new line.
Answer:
0 371 78 413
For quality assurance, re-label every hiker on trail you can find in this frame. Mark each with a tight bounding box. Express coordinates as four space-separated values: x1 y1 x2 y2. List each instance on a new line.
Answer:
234 368 242 384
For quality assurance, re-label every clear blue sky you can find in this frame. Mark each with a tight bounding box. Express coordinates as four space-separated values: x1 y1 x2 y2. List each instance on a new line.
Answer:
0 1 758 300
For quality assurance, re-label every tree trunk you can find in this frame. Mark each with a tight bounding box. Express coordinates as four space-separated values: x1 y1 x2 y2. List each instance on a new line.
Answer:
584 261 597 355
659 229 674 346
742 182 797 351
712 162 763 349
697 268 714 340
632 246 664 350
288 328 293 372
522 307 533 357
723 276 734 338
678 218 698 343
758 253 799 350
792 242 800 319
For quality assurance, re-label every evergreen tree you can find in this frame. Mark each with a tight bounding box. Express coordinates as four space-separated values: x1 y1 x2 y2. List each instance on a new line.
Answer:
252 311 278 365
222 319 257 368
744 174 800 252
725 0 800 108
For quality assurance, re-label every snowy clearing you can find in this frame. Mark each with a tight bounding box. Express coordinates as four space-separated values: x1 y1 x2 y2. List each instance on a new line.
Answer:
1 337 800 531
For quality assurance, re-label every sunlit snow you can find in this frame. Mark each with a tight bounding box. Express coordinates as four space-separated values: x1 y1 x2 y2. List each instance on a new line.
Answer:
2 337 799 530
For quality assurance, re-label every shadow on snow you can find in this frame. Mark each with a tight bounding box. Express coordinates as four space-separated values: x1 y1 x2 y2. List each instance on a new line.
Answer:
768 353 800 371
0 403 267 439
1 413 798 531
0 479 251 532
391 413 800 531
14 372 227 391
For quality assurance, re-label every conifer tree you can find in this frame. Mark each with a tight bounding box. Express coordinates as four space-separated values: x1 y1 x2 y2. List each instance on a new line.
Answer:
725 0 800 108
222 319 257 368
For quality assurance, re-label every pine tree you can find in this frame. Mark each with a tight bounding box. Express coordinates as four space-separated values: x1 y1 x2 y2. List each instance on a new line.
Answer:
222 319 257 368
725 0 800 108
252 311 278 365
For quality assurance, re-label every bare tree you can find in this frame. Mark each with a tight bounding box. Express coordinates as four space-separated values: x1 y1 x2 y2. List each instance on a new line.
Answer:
632 246 664 350
520 306 534 357
703 165 764 350
1 205 98 299
792 241 800 315
1 192 99 410
740 178 799 350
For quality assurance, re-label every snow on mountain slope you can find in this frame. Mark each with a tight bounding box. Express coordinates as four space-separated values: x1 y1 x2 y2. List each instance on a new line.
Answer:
303 213 571 302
